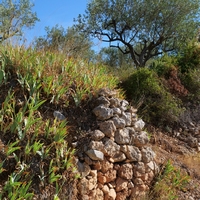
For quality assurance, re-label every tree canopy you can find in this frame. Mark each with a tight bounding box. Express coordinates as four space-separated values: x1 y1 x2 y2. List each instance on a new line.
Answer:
34 25 94 60
0 0 38 42
75 0 200 68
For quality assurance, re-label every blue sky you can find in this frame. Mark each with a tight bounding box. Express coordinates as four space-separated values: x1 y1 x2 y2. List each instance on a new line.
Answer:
25 0 88 45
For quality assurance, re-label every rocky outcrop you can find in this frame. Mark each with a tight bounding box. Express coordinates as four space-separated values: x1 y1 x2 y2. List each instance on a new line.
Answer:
75 88 159 200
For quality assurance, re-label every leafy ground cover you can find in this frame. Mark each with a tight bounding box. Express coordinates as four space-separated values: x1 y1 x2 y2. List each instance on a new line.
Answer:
0 44 120 199
0 44 199 199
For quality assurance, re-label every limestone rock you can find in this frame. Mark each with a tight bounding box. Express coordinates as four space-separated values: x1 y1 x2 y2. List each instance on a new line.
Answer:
105 188 116 200
120 100 129 111
131 131 149 147
89 141 104 152
116 177 128 192
121 145 142 162
101 159 114 173
141 147 155 163
53 111 66 121
91 130 105 141
112 116 126 129
118 163 133 180
96 96 110 106
134 119 145 131
112 107 122 115
86 149 104 161
96 188 104 200
121 112 132 126
93 105 114 120
103 138 120 157
105 169 117 183
77 160 91 177
110 97 121 108
115 128 131 144
99 120 116 137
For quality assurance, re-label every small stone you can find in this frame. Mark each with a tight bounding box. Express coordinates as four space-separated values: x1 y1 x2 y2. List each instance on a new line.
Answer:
116 177 128 192
121 112 132 126
93 105 114 120
92 160 102 170
134 162 146 174
118 163 133 180
111 152 126 163
105 169 117 183
99 120 116 137
53 111 66 121
86 149 104 161
97 172 107 184
96 188 104 200
101 159 113 173
131 131 149 147
112 107 122 115
77 161 91 177
103 138 120 157
133 178 144 185
96 96 110 106
110 97 121 107
89 141 104 151
102 184 110 194
112 116 126 129
91 130 105 141
115 128 131 144
141 147 155 163
105 188 116 200
134 119 145 131
121 145 142 162
120 100 129 111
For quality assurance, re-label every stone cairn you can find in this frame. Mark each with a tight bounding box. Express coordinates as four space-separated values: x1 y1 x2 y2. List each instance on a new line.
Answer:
74 89 159 200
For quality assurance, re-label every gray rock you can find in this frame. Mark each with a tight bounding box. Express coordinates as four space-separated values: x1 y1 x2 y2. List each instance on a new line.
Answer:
112 116 126 129
89 141 104 152
86 149 104 161
121 112 132 126
77 160 91 177
121 145 142 161
141 147 155 163
99 120 116 137
127 127 136 135
110 97 121 108
115 128 131 144
96 96 110 106
109 152 126 163
98 88 117 97
53 111 66 121
103 138 120 157
120 100 129 111
91 130 105 141
93 105 114 120
131 131 149 147
188 136 198 148
134 119 145 131
112 107 122 115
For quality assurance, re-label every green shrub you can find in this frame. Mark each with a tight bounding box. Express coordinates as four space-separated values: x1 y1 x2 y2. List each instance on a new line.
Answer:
180 68 200 101
177 42 200 73
121 68 184 126
149 54 177 78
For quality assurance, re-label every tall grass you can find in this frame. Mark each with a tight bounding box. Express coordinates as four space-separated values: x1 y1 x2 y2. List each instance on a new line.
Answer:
0 44 121 199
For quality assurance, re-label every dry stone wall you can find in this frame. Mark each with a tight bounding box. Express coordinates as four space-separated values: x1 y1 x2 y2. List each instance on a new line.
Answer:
75 89 159 200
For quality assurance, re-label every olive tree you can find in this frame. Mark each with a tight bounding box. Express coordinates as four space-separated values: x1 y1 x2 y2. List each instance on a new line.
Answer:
34 25 95 60
0 0 38 42
75 0 200 68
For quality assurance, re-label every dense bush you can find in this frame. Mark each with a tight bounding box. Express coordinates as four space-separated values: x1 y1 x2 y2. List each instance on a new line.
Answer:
121 68 184 126
177 42 200 73
180 69 200 101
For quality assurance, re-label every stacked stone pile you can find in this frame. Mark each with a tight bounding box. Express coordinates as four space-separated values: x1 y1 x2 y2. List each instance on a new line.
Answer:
75 89 159 200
